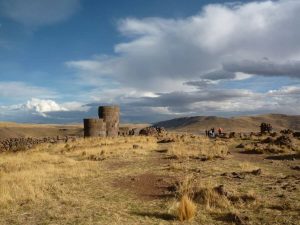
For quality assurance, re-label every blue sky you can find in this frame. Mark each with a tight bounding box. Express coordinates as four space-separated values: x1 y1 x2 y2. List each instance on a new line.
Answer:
0 0 300 123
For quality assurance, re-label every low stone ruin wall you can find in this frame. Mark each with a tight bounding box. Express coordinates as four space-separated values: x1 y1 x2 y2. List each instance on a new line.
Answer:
118 127 130 136
119 126 167 137
0 136 77 152
139 126 167 136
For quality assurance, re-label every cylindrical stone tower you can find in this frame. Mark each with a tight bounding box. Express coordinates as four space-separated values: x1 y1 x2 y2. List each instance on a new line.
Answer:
98 105 120 137
83 118 106 137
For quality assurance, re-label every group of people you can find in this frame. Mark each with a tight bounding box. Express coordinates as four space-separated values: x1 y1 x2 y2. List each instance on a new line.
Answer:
205 127 223 138
203 123 272 137
260 123 273 133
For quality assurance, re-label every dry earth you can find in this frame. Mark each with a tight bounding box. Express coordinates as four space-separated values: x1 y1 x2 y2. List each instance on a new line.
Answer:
0 132 299 225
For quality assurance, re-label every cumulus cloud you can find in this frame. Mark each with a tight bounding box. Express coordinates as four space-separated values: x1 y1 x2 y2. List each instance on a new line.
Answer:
22 98 67 117
0 0 81 27
67 0 300 93
0 98 90 122
21 98 91 117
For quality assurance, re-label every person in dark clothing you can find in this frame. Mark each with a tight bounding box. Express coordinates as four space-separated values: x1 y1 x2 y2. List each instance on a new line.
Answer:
211 128 215 137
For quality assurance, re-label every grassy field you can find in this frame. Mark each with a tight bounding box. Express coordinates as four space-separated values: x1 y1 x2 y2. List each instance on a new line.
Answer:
0 134 299 225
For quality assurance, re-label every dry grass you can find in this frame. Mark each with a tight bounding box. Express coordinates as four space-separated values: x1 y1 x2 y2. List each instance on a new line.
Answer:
0 150 90 205
177 194 197 221
0 133 299 225
164 134 229 160
176 177 231 211
238 162 260 171
0 136 157 207
241 134 300 154
193 185 231 210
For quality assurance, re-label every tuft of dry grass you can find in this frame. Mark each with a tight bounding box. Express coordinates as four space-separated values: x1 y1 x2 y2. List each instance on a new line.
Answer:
193 185 231 210
176 176 231 211
177 194 197 221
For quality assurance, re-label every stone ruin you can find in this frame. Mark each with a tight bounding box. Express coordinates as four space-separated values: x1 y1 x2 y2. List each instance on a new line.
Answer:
84 105 120 138
0 136 77 152
98 106 120 137
139 126 167 136
84 105 167 138
119 126 167 137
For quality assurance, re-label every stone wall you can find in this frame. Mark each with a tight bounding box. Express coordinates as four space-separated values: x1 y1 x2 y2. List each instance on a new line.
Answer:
0 136 77 152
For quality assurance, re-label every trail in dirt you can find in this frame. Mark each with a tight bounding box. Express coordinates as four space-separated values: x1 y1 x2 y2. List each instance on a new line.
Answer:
110 143 180 201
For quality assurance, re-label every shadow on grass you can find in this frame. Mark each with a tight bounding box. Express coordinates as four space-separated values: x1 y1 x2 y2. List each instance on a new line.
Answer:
155 149 168 153
131 211 176 221
145 193 175 199
216 212 249 225
239 150 263 154
265 154 300 161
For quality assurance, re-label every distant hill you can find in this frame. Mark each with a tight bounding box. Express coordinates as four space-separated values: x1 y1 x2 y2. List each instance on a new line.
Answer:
154 114 300 134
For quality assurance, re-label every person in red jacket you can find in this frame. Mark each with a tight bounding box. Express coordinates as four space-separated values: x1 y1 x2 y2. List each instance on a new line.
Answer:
218 127 223 136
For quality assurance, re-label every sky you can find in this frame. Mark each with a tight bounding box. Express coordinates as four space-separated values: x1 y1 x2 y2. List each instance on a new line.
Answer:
0 0 300 123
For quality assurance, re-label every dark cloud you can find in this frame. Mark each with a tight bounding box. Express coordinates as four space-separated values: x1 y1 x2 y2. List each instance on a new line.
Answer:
223 60 300 78
201 70 236 80
184 80 215 89
130 89 253 108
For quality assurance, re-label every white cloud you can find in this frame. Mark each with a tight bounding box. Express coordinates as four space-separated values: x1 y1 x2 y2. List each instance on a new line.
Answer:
21 98 91 117
67 0 300 94
0 0 81 27
267 86 300 96
22 98 67 117
0 98 90 120
60 101 90 112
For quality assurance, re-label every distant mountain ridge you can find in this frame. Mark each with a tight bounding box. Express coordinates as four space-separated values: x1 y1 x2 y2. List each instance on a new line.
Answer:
154 114 300 133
